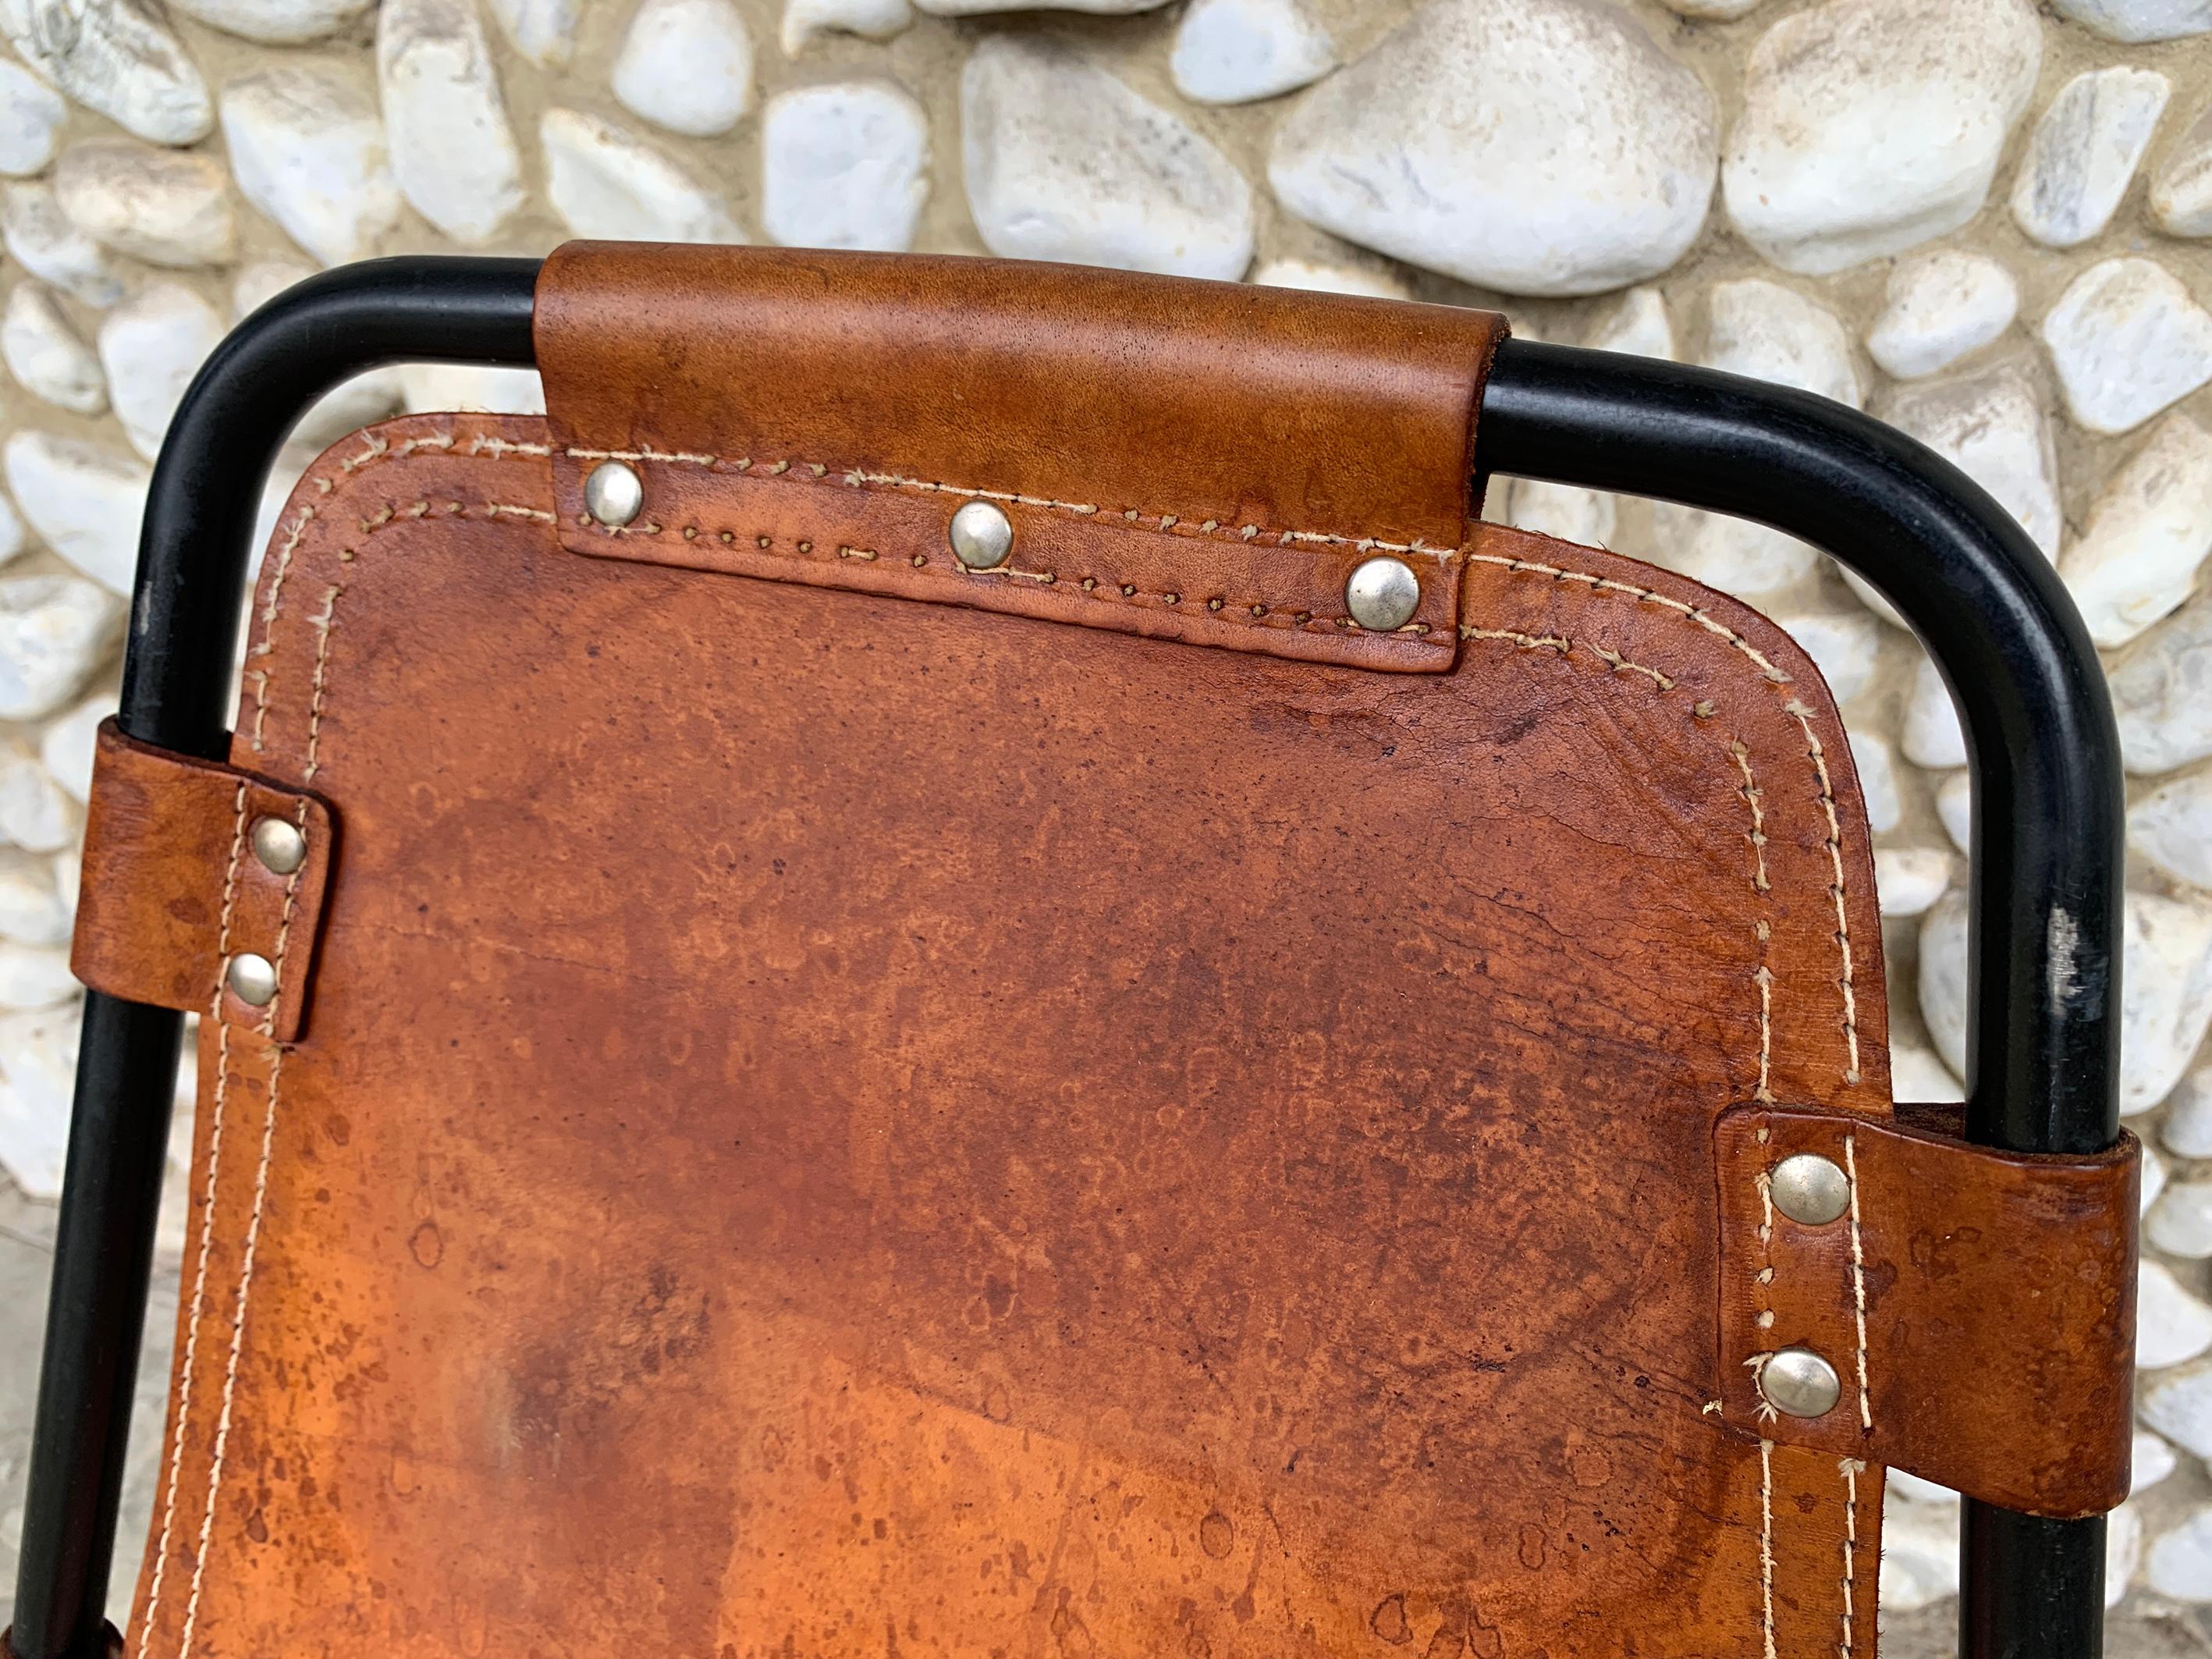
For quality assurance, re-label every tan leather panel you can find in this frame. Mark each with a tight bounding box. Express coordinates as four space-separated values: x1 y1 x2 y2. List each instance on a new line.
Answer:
72 718 333 1042
1717 1104 2138 1518
552 449 1461 672
126 415 1903 1659
532 243 1507 556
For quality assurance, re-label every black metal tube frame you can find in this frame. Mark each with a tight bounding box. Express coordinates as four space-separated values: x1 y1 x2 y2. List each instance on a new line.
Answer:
7 258 2123 1659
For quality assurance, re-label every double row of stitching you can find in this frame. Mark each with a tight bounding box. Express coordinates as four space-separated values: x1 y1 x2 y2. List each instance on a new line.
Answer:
552 439 1452 560
594 517 1440 640
161 420 1873 1659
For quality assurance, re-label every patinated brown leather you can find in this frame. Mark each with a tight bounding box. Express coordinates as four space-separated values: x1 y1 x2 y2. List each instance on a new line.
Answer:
73 718 333 1042
112 251 2118 1659
1716 1104 2138 1518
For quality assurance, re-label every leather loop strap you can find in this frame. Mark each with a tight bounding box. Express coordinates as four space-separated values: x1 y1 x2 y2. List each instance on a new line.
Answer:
1714 1103 2137 1518
531 243 1508 673
72 719 334 1043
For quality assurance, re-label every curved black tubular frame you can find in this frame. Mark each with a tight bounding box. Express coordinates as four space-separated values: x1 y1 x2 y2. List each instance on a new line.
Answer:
5 262 2121 1659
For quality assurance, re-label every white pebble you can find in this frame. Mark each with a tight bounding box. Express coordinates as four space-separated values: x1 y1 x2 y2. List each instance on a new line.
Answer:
2050 0 2212 40
1880 1488 1962 1611
485 0 576 65
2168 1068 2212 1157
2140 1259 2212 1369
97 282 226 462
0 1000 79 1197
2132 767 2212 889
2043 258 2212 436
1 433 145 595
2062 417 2212 650
2143 1359 2212 1458
2153 103 2212 238
222 66 404 268
964 36 1252 282
1587 286 1676 361
1889 1039 1963 1103
0 748 70 851
1887 1471 1959 1505
1250 258 1406 300
2147 1143 2170 1217
779 0 910 53
171 0 371 41
1708 277 1862 407
1902 654 1966 769
0 492 22 567
1507 481 1615 549
1876 361 2060 560
0 849 67 948
378 0 524 246
1936 768 1971 853
0 0 212 144
541 107 740 245
1646 505 1818 599
1170 0 1333 105
1767 607 1880 703
1723 0 2040 275
54 137 233 268
614 0 752 139
0 182 121 308
916 0 1164 10
2151 1181 2212 1259
2010 67 2169 249
2112 588 2212 776
1918 891 1970 1078
0 574 120 721
0 58 63 177
2137 1429 2182 1494
0 939 73 1011
2119 890 2212 1117
38 692 105 802
2150 1506 2212 1602
2 282 104 415
2109 1501 2144 1607
762 82 928 254
1848 731 1901 833
1873 847 1953 919
1865 250 2018 379
1267 0 1716 298
397 364 544 417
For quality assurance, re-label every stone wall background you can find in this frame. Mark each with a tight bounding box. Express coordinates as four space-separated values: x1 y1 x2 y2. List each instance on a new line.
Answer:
0 0 2207 1645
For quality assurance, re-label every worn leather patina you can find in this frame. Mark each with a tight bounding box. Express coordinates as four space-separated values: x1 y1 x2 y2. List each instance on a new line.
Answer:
98 247 2135 1659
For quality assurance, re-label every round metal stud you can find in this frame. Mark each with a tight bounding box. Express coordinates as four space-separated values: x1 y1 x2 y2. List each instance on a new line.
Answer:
948 500 1013 570
1344 555 1422 632
227 951 278 1008
250 815 306 876
1759 1347 1842 1419
583 460 644 528
1769 1152 1851 1226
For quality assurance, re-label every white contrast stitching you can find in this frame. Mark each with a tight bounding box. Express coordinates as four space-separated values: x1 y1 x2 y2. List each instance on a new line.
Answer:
139 781 250 1647
1759 1438 1779 1659
561 445 1450 560
1838 1456 1866 1658
1785 701 1862 1086
1844 1133 1871 1432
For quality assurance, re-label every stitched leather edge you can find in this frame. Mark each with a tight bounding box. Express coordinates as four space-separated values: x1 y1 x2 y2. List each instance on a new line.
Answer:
138 416 1885 1659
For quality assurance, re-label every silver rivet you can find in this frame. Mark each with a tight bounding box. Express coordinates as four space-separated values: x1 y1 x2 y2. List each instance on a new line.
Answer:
227 952 278 1008
1759 1347 1841 1419
584 460 643 528
948 500 1012 570
1770 1152 1851 1226
1344 555 1421 631
250 815 306 876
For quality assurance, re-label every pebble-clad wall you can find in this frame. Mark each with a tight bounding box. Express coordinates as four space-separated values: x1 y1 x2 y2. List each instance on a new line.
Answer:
0 0 2207 1643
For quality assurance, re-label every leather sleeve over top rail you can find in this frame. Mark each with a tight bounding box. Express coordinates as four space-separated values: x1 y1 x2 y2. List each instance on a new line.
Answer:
530 242 1508 673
